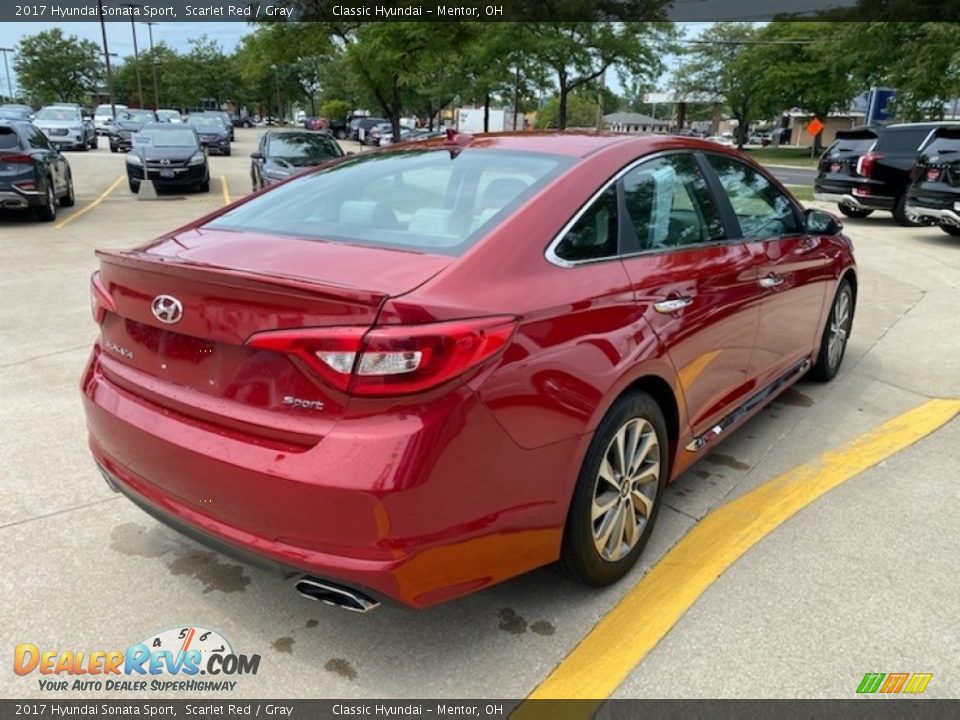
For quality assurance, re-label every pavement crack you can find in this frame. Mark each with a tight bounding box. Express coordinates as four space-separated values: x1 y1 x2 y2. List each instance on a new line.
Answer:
0 344 91 370
0 496 121 531
662 501 698 521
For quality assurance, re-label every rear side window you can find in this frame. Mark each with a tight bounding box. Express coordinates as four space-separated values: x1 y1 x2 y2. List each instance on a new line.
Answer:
706 155 801 239
0 128 20 150
876 128 932 154
553 186 619 262
621 154 725 250
206 149 572 255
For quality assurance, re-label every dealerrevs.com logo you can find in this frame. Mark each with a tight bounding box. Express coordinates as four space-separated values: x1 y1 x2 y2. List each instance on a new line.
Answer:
14 626 261 692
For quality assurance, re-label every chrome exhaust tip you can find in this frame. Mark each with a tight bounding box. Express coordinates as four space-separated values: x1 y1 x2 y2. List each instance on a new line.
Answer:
294 577 379 613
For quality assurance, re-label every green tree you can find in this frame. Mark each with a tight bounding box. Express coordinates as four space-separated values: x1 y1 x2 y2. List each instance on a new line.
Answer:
672 23 765 148
319 99 352 122
520 22 675 129
834 22 960 121
13 29 100 104
535 92 601 129
748 23 858 153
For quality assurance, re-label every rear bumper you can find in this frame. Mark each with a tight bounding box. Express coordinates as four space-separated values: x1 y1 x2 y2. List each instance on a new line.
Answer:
127 164 207 186
0 188 43 209
905 203 960 227
81 346 578 607
813 190 895 211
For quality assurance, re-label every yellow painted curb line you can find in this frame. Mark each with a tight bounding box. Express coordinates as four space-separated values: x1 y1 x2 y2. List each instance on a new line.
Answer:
55 174 124 229
516 398 960 713
221 175 231 205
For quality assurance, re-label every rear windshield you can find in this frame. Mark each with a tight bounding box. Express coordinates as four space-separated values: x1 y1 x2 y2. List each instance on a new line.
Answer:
0 128 20 150
876 127 933 154
188 116 225 128
919 130 960 159
267 133 343 160
824 131 876 156
206 149 572 255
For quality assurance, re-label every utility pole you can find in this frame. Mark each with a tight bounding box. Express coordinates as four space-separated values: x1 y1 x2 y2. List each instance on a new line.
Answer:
0 47 13 102
96 0 117 121
123 4 143 108
143 22 159 109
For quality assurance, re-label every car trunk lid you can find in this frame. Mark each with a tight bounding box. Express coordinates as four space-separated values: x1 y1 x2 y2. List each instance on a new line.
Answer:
94 229 451 446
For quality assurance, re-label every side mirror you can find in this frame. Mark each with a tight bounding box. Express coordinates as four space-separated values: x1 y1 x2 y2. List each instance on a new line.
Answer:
346 151 356 156
805 208 842 235
250 151 264 161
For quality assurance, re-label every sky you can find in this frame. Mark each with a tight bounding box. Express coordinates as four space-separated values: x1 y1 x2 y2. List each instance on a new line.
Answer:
0 22 250 97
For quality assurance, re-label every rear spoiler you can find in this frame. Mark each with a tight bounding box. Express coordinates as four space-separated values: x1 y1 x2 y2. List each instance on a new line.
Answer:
95 248 389 308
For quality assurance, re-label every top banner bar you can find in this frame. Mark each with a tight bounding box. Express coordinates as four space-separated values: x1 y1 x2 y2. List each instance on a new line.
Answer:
4 0 959 23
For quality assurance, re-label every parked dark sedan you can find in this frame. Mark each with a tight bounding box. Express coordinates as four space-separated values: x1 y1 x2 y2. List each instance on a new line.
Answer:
200 111 235 141
905 126 960 236
185 115 232 155
250 130 344 190
125 124 209 194
0 120 74 221
109 109 158 153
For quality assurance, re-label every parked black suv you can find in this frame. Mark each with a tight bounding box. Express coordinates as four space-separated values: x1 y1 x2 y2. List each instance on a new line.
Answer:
905 126 960 237
814 122 950 226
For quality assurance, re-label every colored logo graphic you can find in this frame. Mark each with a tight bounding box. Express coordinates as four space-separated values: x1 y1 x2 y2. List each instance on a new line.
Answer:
857 672 933 694
14 626 260 693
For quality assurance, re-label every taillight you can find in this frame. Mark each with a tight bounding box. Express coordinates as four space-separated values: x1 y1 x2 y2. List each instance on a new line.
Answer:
855 152 881 177
90 272 116 324
247 316 518 396
2 153 34 165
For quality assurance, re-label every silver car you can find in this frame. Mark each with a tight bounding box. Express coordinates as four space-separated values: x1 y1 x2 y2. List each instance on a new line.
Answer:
33 105 97 151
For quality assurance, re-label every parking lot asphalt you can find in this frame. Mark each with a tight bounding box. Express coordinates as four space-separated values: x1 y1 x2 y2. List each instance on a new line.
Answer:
2 129 958 700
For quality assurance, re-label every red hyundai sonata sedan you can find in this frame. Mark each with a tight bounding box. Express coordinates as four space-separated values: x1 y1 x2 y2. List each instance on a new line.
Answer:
82 132 856 610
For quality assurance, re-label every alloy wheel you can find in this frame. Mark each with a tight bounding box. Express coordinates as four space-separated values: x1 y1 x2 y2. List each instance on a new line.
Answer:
591 418 661 562
827 288 851 371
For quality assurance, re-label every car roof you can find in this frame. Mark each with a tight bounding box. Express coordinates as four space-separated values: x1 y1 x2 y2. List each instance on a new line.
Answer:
409 131 664 158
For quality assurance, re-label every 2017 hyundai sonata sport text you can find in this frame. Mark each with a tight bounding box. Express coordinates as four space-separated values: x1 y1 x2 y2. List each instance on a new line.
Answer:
82 132 856 611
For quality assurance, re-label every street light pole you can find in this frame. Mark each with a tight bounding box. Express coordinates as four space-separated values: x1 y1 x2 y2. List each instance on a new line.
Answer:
96 0 117 121
123 5 143 108
0 47 13 102
143 22 159 109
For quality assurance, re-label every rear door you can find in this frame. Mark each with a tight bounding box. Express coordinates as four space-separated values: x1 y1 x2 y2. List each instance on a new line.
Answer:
704 153 832 388
616 152 763 436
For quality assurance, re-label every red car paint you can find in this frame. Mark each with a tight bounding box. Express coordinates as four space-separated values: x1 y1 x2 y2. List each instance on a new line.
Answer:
81 133 856 608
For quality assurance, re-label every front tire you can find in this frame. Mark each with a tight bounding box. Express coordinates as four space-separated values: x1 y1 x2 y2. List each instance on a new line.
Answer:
128 180 140 194
810 279 854 382
940 224 960 237
837 204 873 219
561 391 667 586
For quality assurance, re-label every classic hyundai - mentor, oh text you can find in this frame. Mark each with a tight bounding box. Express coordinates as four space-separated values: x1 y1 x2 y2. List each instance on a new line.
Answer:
82 131 856 610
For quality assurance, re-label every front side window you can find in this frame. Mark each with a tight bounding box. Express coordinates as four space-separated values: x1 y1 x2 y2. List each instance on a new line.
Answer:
27 128 50 150
622 154 726 250
706 154 801 239
553 186 619 262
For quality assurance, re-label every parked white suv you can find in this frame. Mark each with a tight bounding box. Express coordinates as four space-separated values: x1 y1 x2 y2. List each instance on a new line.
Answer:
93 104 128 135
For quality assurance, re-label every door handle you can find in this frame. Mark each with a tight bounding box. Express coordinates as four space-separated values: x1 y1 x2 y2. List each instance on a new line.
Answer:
759 274 784 289
653 296 694 314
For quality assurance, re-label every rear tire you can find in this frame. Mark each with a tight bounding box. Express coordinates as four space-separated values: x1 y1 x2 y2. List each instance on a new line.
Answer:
810 279 854 382
36 180 57 222
837 204 873 219
110 145 118 153
940 224 960 237
60 172 75 207
199 179 210 192
560 391 668 586
892 194 924 227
